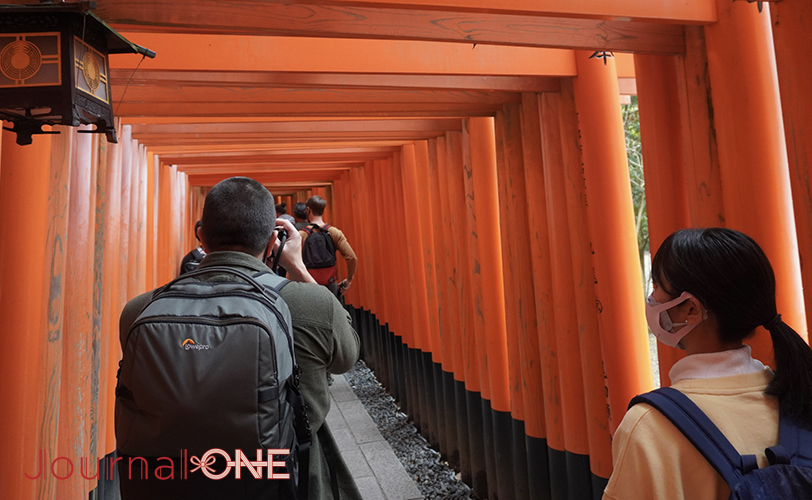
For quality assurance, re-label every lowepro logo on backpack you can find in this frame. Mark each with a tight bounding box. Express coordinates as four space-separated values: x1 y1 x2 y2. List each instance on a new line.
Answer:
182 339 211 350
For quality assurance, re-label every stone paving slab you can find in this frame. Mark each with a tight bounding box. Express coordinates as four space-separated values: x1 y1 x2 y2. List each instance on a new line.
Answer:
327 375 424 500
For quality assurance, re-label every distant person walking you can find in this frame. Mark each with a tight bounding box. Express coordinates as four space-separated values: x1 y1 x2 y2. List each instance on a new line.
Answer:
276 201 296 224
293 202 310 230
299 195 357 298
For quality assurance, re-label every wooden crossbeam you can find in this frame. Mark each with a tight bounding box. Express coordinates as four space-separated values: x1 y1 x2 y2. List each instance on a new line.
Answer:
131 119 462 135
178 162 363 175
95 0 687 54
187 171 349 186
116 101 503 118
113 86 521 105
159 147 399 165
268 0 715 23
111 70 562 92
146 142 414 155
111 33 577 76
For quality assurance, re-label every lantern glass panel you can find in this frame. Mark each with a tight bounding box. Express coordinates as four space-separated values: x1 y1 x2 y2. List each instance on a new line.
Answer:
0 32 61 88
74 36 108 104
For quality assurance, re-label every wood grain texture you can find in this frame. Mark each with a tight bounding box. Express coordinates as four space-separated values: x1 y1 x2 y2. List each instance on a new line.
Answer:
96 0 686 54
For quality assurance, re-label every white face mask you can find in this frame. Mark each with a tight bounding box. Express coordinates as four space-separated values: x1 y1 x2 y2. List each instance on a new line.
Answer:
645 291 705 348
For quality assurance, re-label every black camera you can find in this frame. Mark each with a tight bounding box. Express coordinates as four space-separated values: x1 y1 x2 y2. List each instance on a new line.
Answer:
268 227 288 276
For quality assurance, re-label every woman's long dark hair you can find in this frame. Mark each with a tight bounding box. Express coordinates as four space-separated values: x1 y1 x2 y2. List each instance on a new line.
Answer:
652 227 812 424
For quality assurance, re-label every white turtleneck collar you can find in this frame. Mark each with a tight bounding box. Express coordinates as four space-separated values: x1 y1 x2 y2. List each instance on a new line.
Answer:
669 344 766 384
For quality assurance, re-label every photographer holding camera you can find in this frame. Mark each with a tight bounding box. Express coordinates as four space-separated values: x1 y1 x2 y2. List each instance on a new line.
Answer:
117 177 362 500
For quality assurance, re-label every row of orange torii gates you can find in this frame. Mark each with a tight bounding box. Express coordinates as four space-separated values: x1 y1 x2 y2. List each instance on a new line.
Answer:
1 0 812 499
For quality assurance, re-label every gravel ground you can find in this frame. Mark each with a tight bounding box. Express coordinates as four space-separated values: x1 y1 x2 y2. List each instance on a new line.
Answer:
344 361 475 500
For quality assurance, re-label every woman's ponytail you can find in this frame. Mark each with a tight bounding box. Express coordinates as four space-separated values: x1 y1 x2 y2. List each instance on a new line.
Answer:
765 318 812 424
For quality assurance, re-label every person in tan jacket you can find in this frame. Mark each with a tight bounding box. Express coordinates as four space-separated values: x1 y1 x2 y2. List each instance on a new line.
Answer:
299 195 358 298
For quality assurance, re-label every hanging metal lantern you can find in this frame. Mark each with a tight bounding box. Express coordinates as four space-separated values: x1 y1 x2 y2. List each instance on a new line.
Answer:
0 1 155 145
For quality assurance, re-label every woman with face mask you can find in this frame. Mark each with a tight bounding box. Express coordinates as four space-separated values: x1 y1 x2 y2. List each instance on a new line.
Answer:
603 227 812 499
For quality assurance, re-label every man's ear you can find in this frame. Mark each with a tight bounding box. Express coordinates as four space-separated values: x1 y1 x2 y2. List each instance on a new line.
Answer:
196 225 209 252
264 231 279 261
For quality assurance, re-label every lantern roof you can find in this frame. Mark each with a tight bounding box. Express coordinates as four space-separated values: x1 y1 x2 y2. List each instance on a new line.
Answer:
0 1 155 58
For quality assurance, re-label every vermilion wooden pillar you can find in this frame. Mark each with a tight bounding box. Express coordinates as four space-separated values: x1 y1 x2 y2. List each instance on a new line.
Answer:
771 0 812 337
0 130 55 499
705 0 808 352
389 152 416 342
558 79 613 488
119 126 133 303
343 169 364 307
37 129 72 498
358 165 377 314
635 26 727 383
59 128 97 498
157 163 171 285
101 124 124 453
146 154 158 289
541 92 594 499
414 140 442 359
494 104 534 500
136 145 148 294
467 117 512 500
444 132 476 389
431 137 456 376
383 159 406 337
415 140 443 452
401 143 432 353
519 92 565 498
676 27 726 230
370 162 387 320
127 137 142 300
572 51 653 432
448 127 485 493
429 137 458 464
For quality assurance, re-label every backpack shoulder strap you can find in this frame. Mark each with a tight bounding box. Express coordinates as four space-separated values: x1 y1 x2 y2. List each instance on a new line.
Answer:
767 413 812 467
630 387 756 488
252 270 290 293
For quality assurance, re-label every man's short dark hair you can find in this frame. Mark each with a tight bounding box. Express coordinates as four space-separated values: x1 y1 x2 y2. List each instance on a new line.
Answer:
305 195 327 216
201 177 276 254
293 202 307 220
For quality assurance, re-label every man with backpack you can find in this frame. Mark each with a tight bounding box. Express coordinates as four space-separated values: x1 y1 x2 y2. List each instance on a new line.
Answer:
116 177 362 500
299 195 358 298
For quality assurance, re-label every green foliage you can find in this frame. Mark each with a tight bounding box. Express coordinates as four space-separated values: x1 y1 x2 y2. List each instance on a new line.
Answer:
622 96 650 285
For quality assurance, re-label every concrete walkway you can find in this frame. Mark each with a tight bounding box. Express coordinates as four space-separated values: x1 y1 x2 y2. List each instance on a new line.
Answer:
326 375 424 500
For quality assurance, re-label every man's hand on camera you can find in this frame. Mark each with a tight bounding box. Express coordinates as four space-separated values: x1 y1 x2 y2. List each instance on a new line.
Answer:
272 218 316 284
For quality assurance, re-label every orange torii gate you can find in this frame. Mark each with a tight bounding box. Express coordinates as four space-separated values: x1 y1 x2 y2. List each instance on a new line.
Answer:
1 0 811 499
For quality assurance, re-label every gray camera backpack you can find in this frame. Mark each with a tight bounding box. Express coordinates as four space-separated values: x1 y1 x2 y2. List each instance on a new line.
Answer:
115 267 311 497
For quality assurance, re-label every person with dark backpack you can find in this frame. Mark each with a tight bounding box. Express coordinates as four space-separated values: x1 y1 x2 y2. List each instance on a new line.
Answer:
116 177 362 500
299 195 357 298
178 220 206 275
603 228 812 500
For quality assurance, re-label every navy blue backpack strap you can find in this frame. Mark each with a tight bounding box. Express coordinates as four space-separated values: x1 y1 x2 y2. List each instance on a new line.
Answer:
768 413 812 467
630 387 759 489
